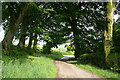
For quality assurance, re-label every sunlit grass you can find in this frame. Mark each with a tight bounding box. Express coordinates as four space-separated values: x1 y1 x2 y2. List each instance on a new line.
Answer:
69 60 119 79
2 52 63 78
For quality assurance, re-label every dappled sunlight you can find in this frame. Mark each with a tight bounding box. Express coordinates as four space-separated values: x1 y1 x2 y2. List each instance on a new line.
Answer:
1 1 120 79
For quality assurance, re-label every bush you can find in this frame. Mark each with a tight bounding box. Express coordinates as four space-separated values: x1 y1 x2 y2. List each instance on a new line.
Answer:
2 46 30 57
108 53 120 72
78 53 107 69
78 52 120 72
42 45 51 54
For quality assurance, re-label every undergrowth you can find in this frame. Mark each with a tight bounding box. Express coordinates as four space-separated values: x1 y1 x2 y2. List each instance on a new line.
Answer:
68 52 120 79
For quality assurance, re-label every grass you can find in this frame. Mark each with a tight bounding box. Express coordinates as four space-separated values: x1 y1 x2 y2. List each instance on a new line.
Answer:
2 49 63 78
69 59 119 79
2 47 119 79
51 49 74 55
0 61 1 80
61 51 74 55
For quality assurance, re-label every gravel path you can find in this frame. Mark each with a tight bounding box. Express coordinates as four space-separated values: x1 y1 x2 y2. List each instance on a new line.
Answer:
54 55 107 79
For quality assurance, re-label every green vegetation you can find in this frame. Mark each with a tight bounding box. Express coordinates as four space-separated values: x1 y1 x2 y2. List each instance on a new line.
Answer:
52 50 74 55
71 62 119 79
2 48 63 78
2 55 56 78
77 52 120 72
1 1 120 78
69 58 119 79
67 49 120 79
66 45 75 52
77 53 107 68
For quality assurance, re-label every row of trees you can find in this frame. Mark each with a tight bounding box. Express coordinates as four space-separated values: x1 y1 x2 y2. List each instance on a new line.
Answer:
1 1 119 60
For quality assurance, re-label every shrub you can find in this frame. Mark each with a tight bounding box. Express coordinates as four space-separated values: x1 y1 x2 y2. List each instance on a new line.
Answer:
42 45 51 54
78 52 120 72
78 53 107 69
108 53 120 72
2 49 8 55
2 46 29 57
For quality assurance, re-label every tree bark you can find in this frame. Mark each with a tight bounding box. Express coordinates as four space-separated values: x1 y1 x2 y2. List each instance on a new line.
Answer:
70 17 80 59
18 17 28 49
2 29 14 50
104 1 115 60
2 4 15 50
27 33 33 49
2 3 30 50
33 34 38 52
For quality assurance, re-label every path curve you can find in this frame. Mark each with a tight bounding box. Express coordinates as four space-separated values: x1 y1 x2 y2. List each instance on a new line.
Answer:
54 55 107 79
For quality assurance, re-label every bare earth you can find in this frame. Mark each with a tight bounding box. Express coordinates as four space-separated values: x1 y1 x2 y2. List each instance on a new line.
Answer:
54 55 107 79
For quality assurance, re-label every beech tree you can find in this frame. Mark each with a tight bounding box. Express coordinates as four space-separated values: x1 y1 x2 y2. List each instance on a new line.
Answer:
104 1 115 60
1 2 119 63
2 2 30 50
46 2 106 58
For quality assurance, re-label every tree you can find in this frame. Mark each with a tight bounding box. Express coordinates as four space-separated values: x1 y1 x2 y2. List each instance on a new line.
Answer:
2 2 30 50
104 1 115 60
46 2 106 59
112 18 120 53
27 33 34 49
18 16 29 49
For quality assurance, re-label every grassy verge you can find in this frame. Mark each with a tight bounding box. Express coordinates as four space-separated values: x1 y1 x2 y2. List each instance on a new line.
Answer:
2 50 63 78
69 60 119 79
51 49 74 55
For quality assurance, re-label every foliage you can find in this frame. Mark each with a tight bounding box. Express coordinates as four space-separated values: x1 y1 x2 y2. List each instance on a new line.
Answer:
42 43 52 54
1 2 120 77
77 52 120 72
2 47 28 57
2 45 35 57
2 2 106 55
109 20 120 72
2 48 63 78
78 53 107 69
66 45 75 51
51 50 74 55
108 53 120 72
112 22 120 53
47 2 106 58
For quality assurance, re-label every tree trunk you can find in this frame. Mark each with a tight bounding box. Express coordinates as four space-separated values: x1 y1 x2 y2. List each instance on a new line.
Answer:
70 17 80 59
2 3 30 50
18 17 28 49
33 34 38 52
104 1 115 60
2 4 15 50
2 29 14 50
27 33 33 49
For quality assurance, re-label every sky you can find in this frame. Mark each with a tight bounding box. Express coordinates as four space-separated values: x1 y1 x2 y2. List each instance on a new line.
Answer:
0 26 4 42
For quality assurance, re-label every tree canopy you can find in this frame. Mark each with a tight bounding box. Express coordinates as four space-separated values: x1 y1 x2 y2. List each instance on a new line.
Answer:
1 2 120 70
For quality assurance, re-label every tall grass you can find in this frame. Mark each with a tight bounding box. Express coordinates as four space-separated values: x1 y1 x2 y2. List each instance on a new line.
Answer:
75 63 119 79
2 49 63 78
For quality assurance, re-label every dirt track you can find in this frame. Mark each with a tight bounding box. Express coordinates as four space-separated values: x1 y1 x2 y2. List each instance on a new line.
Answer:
54 55 107 79
54 60 103 78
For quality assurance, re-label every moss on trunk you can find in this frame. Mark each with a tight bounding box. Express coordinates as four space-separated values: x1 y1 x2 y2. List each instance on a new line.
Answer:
104 1 115 60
